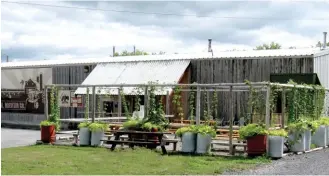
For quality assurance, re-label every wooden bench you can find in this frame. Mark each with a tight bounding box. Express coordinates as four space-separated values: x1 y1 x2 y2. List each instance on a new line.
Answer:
211 141 247 155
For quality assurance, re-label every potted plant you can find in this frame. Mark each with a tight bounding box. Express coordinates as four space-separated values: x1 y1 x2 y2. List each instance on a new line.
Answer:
195 125 216 154
312 118 327 147
40 120 57 144
88 121 108 146
268 129 288 158
305 119 319 150
239 123 268 156
286 121 308 152
319 117 329 146
176 125 198 153
78 121 91 146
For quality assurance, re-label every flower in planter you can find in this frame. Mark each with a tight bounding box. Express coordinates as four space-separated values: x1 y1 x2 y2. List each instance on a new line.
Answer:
268 129 288 137
175 125 197 137
239 123 268 140
88 122 108 132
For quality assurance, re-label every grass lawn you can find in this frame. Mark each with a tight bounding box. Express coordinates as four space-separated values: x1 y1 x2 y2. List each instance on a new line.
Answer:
1 145 270 175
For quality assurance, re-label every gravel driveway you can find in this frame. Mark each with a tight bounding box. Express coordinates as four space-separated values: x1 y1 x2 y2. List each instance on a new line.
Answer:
224 148 329 175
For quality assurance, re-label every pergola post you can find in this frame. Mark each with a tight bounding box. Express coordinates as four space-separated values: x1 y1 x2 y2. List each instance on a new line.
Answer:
229 86 234 155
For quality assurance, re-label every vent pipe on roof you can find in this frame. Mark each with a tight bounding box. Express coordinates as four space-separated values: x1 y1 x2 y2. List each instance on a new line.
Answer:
133 45 136 55
208 39 213 56
113 46 116 57
323 32 327 50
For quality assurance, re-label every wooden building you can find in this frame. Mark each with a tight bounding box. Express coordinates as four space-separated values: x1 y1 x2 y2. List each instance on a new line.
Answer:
2 48 329 128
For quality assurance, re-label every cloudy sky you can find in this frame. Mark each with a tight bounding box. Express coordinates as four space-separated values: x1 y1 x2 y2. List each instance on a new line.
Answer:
1 0 329 61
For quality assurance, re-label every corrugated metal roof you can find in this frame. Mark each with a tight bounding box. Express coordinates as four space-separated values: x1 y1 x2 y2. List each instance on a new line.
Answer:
74 60 190 95
1 48 319 69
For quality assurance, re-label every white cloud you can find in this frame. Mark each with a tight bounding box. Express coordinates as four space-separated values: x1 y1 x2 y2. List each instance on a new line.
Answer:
1 1 329 61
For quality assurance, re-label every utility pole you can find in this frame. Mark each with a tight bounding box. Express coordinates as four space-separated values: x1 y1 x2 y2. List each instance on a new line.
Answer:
133 46 136 55
6 55 9 62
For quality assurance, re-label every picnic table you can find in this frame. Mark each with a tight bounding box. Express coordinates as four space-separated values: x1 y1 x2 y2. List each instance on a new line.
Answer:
107 130 172 154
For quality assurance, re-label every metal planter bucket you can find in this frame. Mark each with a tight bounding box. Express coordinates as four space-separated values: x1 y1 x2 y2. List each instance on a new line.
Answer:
196 133 212 154
79 127 90 146
268 136 284 158
326 126 329 146
91 131 104 146
181 132 197 153
288 131 306 152
312 125 327 147
305 130 311 151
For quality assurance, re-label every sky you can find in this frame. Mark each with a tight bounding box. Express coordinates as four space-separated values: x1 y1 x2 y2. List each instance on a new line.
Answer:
1 0 329 61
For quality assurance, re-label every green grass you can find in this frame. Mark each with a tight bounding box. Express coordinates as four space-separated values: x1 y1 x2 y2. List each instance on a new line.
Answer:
1 145 270 175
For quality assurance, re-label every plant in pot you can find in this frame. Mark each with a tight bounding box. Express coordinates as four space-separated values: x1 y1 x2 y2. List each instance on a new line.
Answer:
176 125 198 153
304 119 319 151
239 123 268 156
40 86 60 144
195 125 216 154
318 117 329 146
78 87 91 146
286 121 308 152
88 121 108 146
268 129 288 158
311 119 327 147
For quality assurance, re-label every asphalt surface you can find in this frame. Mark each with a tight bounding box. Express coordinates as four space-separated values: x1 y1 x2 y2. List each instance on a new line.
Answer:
224 148 329 175
1 128 70 148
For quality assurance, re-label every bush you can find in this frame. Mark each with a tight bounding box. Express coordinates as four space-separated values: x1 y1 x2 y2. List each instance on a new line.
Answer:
40 120 56 127
78 121 91 129
196 125 216 138
123 119 143 130
88 122 108 132
239 124 268 140
318 117 329 126
175 125 197 137
268 129 288 137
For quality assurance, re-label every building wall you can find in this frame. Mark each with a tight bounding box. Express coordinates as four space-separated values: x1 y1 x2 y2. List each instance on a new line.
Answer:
314 50 329 116
190 57 314 121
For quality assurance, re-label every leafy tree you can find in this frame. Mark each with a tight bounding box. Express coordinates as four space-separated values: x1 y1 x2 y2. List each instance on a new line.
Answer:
255 42 281 50
114 49 148 56
152 51 166 55
316 41 329 48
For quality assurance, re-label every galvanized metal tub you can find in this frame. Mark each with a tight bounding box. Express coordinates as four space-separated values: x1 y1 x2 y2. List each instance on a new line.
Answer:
196 133 212 154
269 136 284 158
79 127 90 146
181 132 197 153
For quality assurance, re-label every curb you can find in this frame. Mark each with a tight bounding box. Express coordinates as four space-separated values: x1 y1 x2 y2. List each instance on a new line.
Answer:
283 145 329 156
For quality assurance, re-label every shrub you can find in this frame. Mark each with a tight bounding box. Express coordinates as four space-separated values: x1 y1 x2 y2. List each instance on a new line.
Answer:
40 120 56 127
318 117 329 126
78 121 91 129
239 124 268 140
196 125 216 138
175 125 197 137
268 129 288 137
123 119 143 130
88 122 108 132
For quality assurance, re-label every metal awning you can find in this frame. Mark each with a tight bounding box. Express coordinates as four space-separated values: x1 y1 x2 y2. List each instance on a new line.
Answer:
74 60 190 95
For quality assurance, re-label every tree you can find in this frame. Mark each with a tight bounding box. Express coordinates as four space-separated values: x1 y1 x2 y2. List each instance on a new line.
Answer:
255 42 281 50
316 41 329 48
152 51 166 55
114 49 148 57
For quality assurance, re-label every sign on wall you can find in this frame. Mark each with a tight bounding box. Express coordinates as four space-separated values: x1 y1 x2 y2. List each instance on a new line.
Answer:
58 90 71 107
1 68 52 114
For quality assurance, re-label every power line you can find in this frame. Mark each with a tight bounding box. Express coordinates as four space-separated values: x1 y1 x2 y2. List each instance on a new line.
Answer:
2 1 329 21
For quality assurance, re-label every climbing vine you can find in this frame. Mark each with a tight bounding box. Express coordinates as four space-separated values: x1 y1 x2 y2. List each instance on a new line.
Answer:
212 90 219 120
134 87 142 111
188 86 195 121
245 80 266 123
172 85 184 123
84 88 90 119
120 88 131 119
97 89 101 118
49 86 60 131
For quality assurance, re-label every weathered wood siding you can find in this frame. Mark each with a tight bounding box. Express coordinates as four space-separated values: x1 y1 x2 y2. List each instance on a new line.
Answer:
52 65 97 120
190 57 314 121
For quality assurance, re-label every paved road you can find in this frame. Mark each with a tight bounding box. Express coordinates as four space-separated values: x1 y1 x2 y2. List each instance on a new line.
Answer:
224 148 329 175
1 128 71 148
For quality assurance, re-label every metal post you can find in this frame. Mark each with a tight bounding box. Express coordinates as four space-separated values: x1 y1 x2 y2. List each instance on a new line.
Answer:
207 91 211 120
44 86 48 120
229 86 234 155
144 86 148 118
91 86 96 122
118 88 122 117
281 88 286 128
196 85 201 125
265 84 271 155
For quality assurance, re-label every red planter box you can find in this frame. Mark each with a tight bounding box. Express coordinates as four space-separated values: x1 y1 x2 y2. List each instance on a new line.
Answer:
41 125 56 144
247 134 267 156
